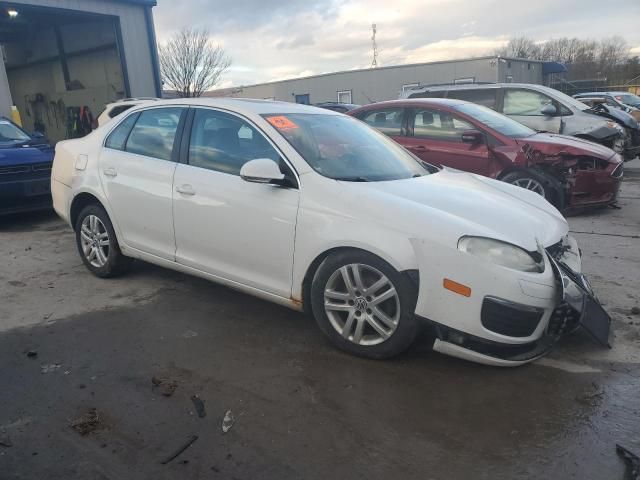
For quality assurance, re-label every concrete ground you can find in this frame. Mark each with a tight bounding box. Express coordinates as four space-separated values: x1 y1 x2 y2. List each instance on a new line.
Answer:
1 172 639 480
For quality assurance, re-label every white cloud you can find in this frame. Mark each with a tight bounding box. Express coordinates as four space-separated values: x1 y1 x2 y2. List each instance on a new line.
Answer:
153 0 640 87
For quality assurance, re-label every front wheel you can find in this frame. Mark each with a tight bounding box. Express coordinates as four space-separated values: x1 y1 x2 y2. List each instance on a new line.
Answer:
75 204 131 278
310 250 419 359
501 170 563 209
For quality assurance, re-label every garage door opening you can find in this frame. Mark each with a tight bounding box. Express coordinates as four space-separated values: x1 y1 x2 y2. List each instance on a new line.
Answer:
0 2 131 143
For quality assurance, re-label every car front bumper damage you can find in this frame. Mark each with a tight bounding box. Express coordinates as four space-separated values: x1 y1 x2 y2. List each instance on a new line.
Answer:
413 236 611 366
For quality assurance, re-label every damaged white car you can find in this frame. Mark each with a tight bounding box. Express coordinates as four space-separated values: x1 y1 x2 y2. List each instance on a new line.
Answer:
51 99 611 366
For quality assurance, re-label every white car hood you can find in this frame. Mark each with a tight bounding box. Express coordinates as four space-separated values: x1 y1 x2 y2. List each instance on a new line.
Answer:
345 168 568 251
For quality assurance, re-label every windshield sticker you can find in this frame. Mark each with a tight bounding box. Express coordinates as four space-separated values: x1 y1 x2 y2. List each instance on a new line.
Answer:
266 116 299 130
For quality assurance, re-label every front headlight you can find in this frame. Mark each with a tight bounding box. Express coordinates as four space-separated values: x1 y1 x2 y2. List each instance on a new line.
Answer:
458 236 544 273
606 121 624 133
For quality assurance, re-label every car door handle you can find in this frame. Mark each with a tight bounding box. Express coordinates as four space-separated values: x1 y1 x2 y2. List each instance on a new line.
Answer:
409 145 427 151
103 168 117 177
175 184 196 196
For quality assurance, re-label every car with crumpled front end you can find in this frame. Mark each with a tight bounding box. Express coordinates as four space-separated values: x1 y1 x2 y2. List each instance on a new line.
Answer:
51 98 611 366
0 118 54 215
348 99 623 212
401 83 640 161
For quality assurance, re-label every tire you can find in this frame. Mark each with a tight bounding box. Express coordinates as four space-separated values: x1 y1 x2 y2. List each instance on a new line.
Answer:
75 204 131 278
501 170 563 209
310 250 419 359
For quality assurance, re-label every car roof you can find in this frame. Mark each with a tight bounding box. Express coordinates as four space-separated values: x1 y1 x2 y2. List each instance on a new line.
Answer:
126 97 341 116
354 98 468 109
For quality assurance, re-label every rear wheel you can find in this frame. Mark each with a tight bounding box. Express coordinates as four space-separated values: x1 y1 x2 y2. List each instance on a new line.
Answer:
75 204 131 278
310 250 418 359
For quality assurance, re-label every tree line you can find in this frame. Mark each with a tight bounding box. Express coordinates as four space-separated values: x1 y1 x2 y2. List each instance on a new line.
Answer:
495 36 640 86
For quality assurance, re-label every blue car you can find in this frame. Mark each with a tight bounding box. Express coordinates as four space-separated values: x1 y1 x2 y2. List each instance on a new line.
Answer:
0 118 54 215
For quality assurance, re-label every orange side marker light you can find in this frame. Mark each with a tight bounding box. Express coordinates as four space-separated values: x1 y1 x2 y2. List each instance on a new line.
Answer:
443 278 471 297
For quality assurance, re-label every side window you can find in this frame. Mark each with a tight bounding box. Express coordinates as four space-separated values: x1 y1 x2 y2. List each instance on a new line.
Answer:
503 89 554 116
411 109 473 142
125 108 184 161
105 112 139 151
446 89 498 110
188 108 280 176
407 90 445 99
359 108 404 136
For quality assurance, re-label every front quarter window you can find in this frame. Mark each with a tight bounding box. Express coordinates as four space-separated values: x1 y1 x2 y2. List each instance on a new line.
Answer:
263 113 428 181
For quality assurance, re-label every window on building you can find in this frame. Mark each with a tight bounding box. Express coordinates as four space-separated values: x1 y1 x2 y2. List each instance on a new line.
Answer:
445 89 498 110
358 108 404 136
506 75 513 83
337 90 352 104
105 112 139 150
411 109 473 141
503 89 554 116
188 108 280 176
125 108 184 161
402 83 419 92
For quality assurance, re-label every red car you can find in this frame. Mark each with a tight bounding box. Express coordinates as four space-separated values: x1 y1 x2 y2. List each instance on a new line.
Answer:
348 99 623 211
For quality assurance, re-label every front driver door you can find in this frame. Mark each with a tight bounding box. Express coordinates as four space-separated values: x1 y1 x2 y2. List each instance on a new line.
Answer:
172 108 299 298
401 107 493 175
99 107 186 259
502 88 562 133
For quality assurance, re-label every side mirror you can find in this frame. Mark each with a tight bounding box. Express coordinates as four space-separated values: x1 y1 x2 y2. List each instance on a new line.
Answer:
461 130 484 144
540 104 557 116
240 158 285 185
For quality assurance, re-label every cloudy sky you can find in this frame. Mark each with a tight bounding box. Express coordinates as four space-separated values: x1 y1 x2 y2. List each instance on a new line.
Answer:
153 0 640 88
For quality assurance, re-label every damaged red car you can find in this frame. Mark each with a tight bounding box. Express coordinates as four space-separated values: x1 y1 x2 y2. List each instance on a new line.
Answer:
348 99 623 211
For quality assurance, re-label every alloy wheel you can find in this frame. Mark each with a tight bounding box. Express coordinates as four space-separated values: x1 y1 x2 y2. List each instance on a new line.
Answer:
511 178 546 197
323 263 400 346
80 215 110 268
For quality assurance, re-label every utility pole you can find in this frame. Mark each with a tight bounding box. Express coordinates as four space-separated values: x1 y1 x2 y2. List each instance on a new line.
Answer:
371 23 378 68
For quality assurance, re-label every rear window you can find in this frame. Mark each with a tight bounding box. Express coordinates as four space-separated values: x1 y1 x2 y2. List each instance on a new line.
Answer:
407 90 445 99
358 108 404 136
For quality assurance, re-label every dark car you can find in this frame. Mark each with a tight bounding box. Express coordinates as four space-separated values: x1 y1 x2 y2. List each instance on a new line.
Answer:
574 91 640 110
0 118 54 215
348 99 623 211
314 102 361 113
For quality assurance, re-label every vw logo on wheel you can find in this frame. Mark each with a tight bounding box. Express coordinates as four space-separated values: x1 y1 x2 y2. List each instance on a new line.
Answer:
354 297 368 311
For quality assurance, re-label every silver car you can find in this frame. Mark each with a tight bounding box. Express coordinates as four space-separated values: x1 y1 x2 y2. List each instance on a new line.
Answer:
401 83 637 159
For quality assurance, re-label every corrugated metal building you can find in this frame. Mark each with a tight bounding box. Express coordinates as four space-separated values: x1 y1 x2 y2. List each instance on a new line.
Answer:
0 0 161 142
209 56 544 105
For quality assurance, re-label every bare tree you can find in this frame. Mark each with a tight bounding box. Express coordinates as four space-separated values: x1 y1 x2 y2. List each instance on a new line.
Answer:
159 28 231 97
495 37 541 59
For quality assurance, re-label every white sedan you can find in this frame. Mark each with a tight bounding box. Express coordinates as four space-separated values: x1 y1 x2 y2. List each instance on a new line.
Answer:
51 99 610 366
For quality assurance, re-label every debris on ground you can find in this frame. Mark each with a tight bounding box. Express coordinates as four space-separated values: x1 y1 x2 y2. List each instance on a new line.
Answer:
40 363 61 374
160 435 198 465
151 376 178 397
182 330 198 338
222 410 235 434
191 395 206 418
631 306 640 315
26 350 38 358
616 444 640 480
69 408 101 436
575 383 605 406
0 436 12 447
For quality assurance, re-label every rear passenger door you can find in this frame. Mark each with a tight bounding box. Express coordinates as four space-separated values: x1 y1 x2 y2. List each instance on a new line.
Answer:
99 107 186 260
403 107 493 175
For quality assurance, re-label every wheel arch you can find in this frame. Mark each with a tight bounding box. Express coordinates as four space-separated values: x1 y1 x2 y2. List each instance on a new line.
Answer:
70 192 105 230
498 167 566 210
299 246 418 317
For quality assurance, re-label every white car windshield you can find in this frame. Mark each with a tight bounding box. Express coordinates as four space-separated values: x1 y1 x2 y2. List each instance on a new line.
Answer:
263 113 429 181
0 120 31 146
453 103 536 138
